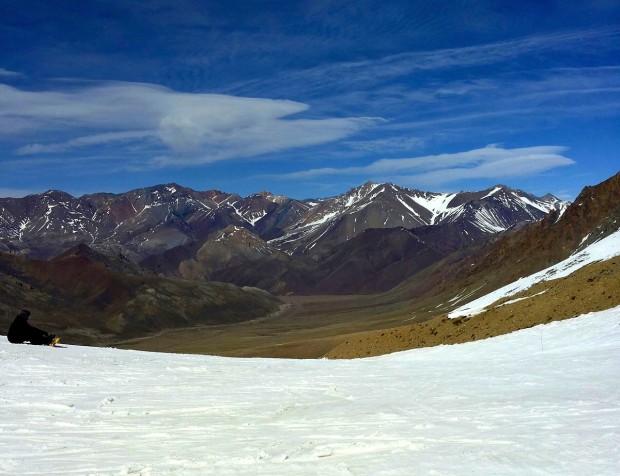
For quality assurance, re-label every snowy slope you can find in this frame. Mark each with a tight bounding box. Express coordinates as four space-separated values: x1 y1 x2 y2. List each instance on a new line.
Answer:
2 306 619 475
450 228 620 318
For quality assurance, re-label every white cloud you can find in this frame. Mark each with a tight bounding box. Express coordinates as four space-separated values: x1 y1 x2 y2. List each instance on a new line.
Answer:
275 145 575 186
0 82 379 165
154 116 377 167
16 130 154 155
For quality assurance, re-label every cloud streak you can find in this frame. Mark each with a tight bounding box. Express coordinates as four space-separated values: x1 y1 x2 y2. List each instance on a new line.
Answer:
15 130 155 155
215 28 620 162
0 82 379 166
272 145 576 187
0 68 21 77
223 27 620 98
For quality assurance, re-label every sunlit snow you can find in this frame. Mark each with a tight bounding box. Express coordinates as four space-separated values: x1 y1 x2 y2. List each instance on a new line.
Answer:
410 192 457 225
481 186 503 199
1 307 618 474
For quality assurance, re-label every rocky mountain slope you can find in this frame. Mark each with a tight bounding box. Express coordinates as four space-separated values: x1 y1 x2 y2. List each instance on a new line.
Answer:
416 171 620 304
191 183 566 294
270 182 565 257
0 244 280 345
327 235 620 358
0 182 564 256
0 181 565 294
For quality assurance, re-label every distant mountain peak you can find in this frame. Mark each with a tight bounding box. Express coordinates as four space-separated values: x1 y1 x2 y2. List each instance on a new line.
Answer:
0 180 570 268
42 189 74 200
255 191 288 204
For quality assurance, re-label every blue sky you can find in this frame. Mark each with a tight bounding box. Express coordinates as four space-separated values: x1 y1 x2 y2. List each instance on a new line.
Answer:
1 1 619 200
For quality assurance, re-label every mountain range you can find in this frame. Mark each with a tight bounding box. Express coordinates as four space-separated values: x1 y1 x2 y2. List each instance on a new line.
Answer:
0 181 567 295
2 172 619 355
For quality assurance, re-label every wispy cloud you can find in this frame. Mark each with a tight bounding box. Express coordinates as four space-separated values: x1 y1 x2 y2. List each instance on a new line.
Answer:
324 64 620 153
15 130 155 155
343 136 424 154
222 27 620 98
272 145 575 187
0 68 22 77
0 82 379 167
216 27 620 160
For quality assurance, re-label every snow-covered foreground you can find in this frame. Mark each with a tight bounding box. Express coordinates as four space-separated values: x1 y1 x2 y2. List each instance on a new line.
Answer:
450 229 620 318
1 307 619 475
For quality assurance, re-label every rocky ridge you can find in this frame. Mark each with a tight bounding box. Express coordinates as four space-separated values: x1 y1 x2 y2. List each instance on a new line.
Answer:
0 181 568 295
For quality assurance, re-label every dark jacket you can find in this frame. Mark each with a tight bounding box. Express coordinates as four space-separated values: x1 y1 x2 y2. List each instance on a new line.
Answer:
7 311 53 345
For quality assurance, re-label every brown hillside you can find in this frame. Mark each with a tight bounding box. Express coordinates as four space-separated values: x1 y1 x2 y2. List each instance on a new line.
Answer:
325 257 619 358
376 171 620 314
0 245 281 345
460 171 620 283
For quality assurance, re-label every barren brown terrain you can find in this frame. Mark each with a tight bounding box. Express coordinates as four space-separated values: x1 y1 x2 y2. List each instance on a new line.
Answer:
0 246 281 345
327 257 619 358
113 256 618 359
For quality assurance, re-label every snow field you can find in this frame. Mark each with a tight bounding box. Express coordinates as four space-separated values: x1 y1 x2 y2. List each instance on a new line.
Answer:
1 306 619 475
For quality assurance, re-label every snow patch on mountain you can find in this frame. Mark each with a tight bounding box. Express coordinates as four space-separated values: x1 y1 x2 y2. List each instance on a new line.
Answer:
345 182 382 207
450 228 620 318
394 194 422 219
481 186 503 199
471 207 507 233
245 210 267 226
304 211 339 227
410 192 457 224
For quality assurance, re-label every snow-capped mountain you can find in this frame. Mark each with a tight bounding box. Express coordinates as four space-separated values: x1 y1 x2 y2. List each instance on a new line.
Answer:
269 181 566 257
0 184 307 260
0 181 569 295
0 181 565 262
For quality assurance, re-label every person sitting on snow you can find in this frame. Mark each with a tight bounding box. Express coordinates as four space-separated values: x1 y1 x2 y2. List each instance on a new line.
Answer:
7 309 56 345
